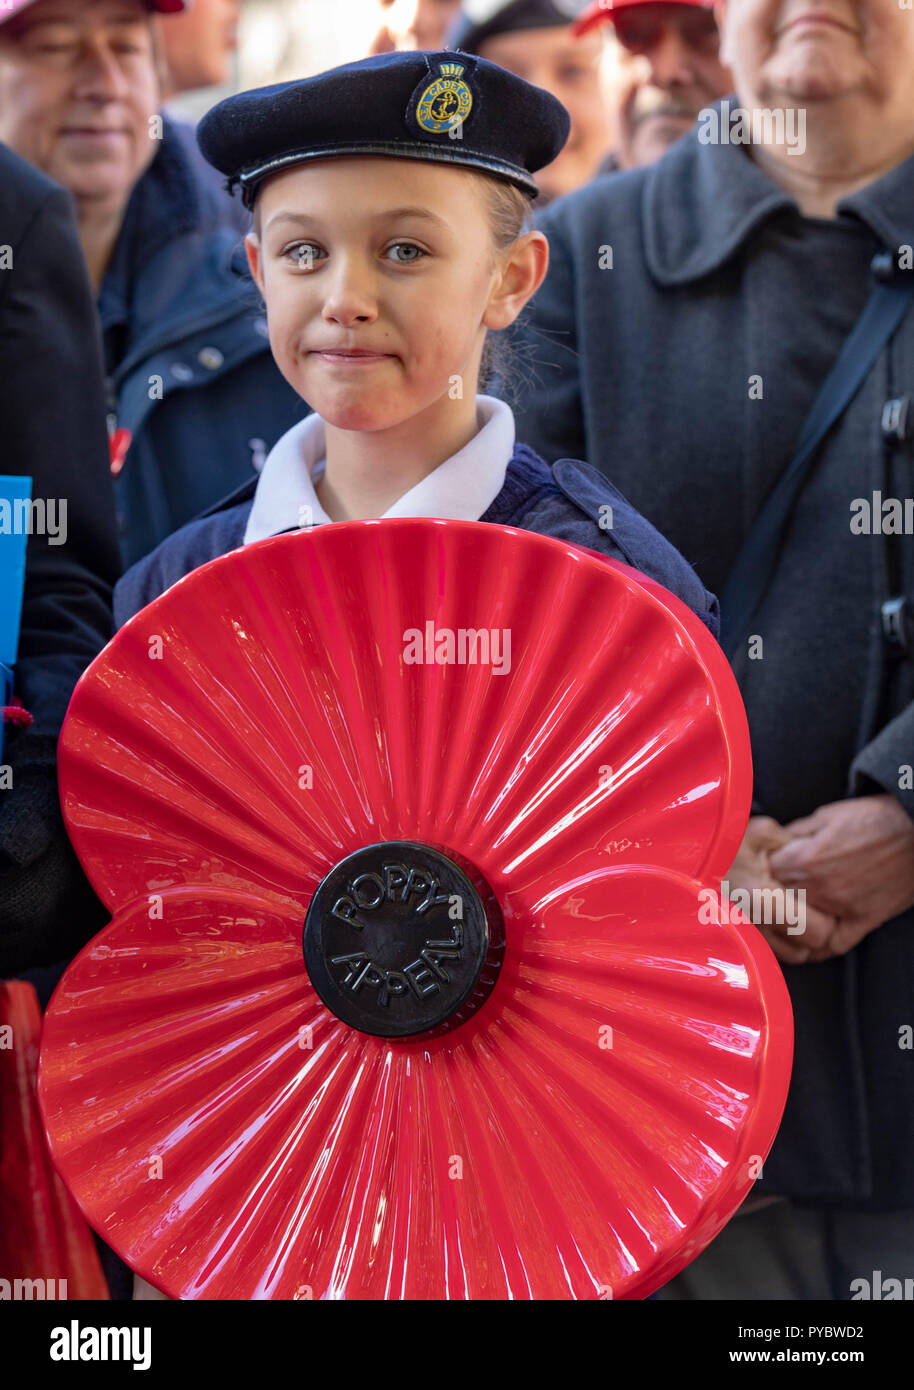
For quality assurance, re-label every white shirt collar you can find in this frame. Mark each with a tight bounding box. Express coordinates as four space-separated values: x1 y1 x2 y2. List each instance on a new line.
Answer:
242 395 515 545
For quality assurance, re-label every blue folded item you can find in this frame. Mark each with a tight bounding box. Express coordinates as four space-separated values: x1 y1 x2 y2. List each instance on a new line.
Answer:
0 475 32 763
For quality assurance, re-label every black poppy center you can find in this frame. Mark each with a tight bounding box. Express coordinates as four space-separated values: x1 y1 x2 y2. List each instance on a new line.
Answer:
303 841 502 1038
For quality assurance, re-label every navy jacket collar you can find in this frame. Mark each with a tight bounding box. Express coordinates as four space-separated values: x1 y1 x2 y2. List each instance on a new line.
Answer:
643 99 914 287
99 119 260 381
100 116 204 327
480 442 558 524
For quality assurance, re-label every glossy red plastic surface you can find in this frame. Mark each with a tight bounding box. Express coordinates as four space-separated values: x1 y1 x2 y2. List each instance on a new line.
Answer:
0 982 109 1299
39 519 792 1299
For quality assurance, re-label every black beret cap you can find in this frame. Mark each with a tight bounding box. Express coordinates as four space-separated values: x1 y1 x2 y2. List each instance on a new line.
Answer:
449 0 588 53
197 48 570 208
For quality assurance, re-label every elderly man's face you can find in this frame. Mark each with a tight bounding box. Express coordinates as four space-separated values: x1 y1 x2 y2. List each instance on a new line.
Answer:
0 0 160 207
716 0 914 106
612 3 733 167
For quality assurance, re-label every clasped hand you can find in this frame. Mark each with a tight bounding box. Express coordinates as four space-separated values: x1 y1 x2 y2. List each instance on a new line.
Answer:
727 796 914 963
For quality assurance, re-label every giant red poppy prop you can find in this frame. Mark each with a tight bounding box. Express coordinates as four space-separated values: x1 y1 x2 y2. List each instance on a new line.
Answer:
39 520 792 1299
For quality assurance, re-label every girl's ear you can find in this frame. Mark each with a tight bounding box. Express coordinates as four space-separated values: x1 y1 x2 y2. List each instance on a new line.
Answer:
245 231 265 295
483 229 550 332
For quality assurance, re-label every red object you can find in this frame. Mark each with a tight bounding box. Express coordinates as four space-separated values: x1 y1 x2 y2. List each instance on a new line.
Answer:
2 697 33 729
39 520 792 1300
0 0 186 22
572 0 713 37
0 982 109 1300
108 428 132 479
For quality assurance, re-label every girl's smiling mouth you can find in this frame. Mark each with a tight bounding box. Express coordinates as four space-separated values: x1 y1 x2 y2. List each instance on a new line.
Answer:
312 348 396 365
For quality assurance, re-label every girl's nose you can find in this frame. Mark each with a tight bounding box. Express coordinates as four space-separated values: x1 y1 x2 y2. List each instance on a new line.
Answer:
320 258 379 327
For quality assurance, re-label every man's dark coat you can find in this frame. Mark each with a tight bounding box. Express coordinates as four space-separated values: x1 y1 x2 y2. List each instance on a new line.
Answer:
0 145 118 973
101 117 306 568
502 125 914 1209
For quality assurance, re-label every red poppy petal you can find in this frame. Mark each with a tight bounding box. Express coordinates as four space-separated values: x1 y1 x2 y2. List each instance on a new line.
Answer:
39 869 790 1300
59 522 750 916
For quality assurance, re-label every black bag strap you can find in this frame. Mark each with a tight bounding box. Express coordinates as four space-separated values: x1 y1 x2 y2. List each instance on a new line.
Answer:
719 258 914 658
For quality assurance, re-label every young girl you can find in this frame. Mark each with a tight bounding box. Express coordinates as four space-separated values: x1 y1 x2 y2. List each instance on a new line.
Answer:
114 48 718 634
96 49 722 1302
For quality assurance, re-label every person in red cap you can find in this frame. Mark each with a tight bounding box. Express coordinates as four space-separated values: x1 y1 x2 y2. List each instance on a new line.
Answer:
0 0 306 569
574 0 732 167
0 0 184 288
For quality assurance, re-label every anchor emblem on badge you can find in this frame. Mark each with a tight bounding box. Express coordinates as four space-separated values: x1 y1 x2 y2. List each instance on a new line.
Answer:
415 61 473 135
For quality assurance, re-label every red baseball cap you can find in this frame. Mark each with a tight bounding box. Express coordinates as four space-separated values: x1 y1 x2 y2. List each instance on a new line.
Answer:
572 0 713 38
0 0 187 23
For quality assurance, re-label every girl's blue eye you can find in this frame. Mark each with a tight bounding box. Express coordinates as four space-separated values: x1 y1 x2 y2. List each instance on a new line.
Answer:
284 243 323 267
385 244 425 264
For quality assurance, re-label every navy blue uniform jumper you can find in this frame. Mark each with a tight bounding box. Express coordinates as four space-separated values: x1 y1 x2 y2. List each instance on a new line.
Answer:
114 443 721 634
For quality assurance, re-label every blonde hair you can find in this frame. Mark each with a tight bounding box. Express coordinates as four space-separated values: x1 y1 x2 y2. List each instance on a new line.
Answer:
475 173 535 255
472 173 535 395
249 163 533 246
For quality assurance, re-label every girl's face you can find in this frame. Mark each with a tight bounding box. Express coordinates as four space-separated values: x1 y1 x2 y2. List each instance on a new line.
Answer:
246 157 537 433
